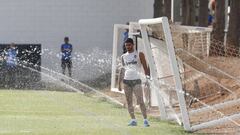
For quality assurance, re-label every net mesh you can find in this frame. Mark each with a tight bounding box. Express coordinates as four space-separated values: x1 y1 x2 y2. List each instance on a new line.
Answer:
145 23 240 133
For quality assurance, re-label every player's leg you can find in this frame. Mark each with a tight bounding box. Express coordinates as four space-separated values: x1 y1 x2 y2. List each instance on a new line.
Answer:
6 67 13 88
123 81 137 126
123 82 135 119
12 67 17 88
133 83 147 119
67 59 72 77
133 83 150 127
61 60 66 75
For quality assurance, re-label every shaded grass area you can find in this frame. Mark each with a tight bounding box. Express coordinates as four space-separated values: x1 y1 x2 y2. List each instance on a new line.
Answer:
0 90 198 135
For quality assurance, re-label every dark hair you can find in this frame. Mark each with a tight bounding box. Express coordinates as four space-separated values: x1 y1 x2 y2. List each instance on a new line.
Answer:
64 37 69 41
125 38 134 45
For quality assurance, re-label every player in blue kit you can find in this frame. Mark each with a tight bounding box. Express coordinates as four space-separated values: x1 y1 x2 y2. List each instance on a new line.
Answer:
61 37 73 77
5 43 18 88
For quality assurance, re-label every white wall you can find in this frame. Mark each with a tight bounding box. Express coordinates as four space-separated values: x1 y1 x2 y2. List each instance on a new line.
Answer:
0 0 154 80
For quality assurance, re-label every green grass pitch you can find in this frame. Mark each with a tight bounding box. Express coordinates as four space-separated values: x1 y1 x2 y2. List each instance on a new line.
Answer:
0 90 197 135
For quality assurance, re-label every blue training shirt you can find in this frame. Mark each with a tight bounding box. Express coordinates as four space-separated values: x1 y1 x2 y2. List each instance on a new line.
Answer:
5 48 17 67
61 43 72 60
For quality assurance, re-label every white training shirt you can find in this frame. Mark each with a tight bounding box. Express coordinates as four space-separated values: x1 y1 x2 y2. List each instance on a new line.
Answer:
121 51 141 80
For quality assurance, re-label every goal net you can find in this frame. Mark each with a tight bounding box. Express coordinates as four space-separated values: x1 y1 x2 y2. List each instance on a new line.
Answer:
138 17 240 133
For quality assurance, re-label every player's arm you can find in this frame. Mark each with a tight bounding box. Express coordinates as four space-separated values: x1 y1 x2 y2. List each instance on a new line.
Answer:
61 45 64 52
139 52 150 76
3 49 7 60
69 44 73 53
118 56 125 91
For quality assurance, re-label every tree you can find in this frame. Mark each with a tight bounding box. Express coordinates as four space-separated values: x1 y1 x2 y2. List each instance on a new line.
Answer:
182 0 196 26
153 0 171 19
227 0 240 51
164 0 171 20
210 0 225 55
198 0 209 27
154 0 164 18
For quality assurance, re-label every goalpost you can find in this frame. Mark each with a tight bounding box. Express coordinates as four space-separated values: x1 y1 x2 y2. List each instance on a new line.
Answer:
111 16 240 132
139 17 191 130
138 17 240 132
111 24 128 93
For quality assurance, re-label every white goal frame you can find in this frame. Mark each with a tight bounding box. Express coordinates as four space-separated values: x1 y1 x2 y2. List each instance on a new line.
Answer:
138 17 191 131
111 24 128 93
139 17 240 132
111 17 240 132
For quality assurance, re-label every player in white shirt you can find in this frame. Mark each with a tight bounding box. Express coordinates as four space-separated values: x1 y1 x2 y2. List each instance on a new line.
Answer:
118 38 150 127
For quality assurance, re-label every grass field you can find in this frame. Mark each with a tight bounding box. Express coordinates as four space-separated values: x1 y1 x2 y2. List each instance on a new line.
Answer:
0 90 196 135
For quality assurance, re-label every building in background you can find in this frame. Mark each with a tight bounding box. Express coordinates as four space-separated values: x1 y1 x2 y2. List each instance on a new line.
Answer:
0 0 154 81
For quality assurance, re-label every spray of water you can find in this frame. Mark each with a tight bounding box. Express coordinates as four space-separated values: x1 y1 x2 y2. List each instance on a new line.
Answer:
18 58 123 106
41 47 112 81
3 62 130 135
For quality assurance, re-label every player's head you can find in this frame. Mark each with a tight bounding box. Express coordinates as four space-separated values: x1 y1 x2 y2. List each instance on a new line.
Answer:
125 38 134 52
64 37 69 44
10 43 16 48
